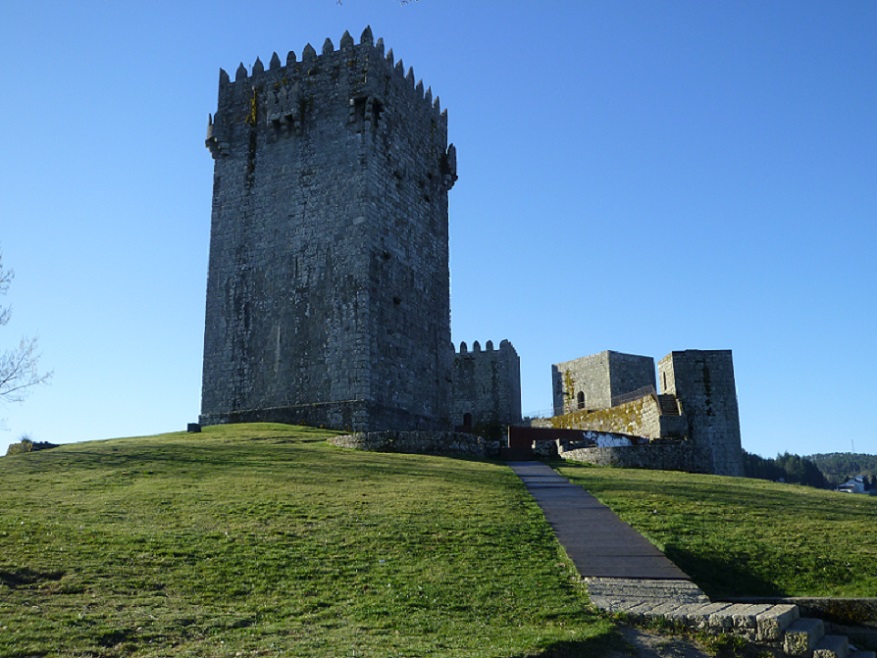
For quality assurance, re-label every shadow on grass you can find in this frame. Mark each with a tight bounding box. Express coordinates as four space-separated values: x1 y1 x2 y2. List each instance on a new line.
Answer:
662 544 783 599
0 567 64 588
514 632 622 658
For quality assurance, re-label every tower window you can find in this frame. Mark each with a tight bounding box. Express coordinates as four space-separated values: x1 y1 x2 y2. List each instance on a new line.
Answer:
371 99 384 128
577 391 585 410
352 96 367 127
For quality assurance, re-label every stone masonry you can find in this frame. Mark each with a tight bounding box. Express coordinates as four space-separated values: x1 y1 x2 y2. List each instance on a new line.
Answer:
545 394 687 441
659 350 744 477
452 339 522 431
200 28 458 432
552 350 655 415
547 349 743 476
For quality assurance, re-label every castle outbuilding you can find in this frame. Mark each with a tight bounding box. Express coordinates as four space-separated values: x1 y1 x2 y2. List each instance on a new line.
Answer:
547 349 743 476
552 350 655 414
452 340 522 434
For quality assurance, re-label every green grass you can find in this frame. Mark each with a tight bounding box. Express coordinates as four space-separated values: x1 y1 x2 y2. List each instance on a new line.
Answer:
556 461 877 599
0 424 615 658
7 425 875 656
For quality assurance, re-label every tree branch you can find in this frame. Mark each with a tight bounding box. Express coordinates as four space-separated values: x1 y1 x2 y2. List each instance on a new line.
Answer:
0 252 52 405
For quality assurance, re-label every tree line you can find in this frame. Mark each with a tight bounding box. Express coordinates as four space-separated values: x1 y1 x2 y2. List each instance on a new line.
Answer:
806 452 877 489
743 450 875 490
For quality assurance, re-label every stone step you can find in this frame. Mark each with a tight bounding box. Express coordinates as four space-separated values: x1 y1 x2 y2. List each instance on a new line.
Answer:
657 394 680 415
813 635 850 658
784 617 826 656
756 603 800 642
584 576 707 601
706 603 777 631
663 601 735 627
622 600 679 620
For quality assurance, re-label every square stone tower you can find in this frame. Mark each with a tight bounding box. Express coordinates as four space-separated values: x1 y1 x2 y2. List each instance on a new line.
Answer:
200 28 457 432
552 350 656 415
452 339 522 432
658 350 744 476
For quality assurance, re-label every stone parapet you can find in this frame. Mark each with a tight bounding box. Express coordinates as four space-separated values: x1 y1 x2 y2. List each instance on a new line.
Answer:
561 441 710 473
548 394 664 439
328 431 500 458
200 399 443 434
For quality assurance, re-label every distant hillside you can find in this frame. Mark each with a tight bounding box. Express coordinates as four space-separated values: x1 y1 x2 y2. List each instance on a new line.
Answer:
807 452 877 488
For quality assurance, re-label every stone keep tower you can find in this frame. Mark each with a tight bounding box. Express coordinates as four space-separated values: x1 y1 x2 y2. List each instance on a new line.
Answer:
200 28 458 432
658 350 744 476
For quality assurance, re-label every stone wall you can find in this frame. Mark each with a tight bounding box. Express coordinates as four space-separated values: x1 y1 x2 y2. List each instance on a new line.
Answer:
451 339 521 430
659 350 743 476
199 400 445 434
552 351 655 415
329 431 500 458
543 394 681 440
200 29 457 432
560 441 709 473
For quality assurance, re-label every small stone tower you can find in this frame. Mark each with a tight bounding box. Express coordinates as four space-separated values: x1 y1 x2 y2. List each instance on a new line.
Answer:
452 340 522 432
552 351 656 415
200 28 457 432
658 350 744 476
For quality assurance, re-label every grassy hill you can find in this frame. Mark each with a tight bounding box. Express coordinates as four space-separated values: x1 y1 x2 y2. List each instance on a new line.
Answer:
557 462 877 599
0 424 615 658
3 424 876 657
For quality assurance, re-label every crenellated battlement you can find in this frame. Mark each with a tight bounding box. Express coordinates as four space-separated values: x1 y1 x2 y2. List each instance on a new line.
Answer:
206 26 450 162
456 339 516 355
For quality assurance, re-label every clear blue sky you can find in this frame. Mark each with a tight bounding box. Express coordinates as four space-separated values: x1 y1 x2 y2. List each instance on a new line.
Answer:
2 1 875 459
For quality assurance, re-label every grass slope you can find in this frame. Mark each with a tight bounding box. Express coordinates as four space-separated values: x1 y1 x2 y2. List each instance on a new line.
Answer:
557 462 877 599
0 424 614 658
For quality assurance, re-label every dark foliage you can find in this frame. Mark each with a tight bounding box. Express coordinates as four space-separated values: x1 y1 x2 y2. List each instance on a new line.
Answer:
806 452 877 488
743 451 829 489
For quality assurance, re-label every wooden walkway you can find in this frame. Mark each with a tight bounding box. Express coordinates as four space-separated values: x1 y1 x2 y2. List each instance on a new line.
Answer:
508 461 691 580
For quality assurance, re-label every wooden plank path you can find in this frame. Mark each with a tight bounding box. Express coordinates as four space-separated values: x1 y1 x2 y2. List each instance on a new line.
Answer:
508 461 691 580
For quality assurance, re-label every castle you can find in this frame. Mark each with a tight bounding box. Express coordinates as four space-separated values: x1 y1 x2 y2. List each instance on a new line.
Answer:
199 28 518 434
543 349 744 476
199 29 741 475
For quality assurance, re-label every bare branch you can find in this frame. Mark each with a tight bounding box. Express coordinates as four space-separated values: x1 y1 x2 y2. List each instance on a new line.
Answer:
0 254 11 328
0 251 52 405
0 337 52 404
